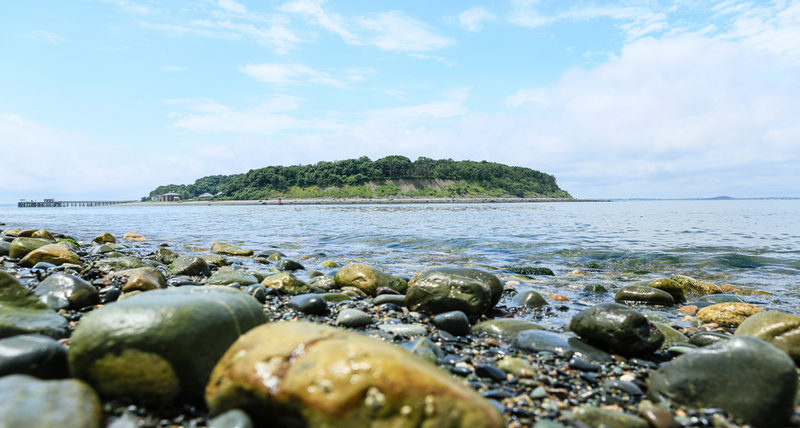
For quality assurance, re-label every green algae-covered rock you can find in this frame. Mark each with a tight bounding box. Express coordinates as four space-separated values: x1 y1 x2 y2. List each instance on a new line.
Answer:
511 289 549 308
261 272 311 295
648 278 685 303
207 270 259 286
614 285 675 306
0 375 102 428
92 232 116 244
647 336 797 427
405 267 503 321
211 241 253 257
696 302 763 327
8 237 53 259
569 303 664 356
205 321 504 428
652 322 690 347
735 311 800 363
20 244 81 267
30 229 55 240
334 263 407 296
105 267 167 293
202 253 231 267
472 318 544 340
0 271 68 339
671 275 722 297
168 255 211 276
87 256 150 276
69 286 266 402
155 247 180 265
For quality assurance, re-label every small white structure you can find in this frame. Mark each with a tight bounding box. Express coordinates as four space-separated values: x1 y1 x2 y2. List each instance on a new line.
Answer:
198 193 214 199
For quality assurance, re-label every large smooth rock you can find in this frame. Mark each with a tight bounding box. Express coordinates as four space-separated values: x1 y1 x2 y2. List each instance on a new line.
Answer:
0 271 68 339
671 275 722 296
334 263 407 296
207 270 259 286
0 375 102 428
405 267 503 321
168 255 211 276
34 273 99 310
647 336 797 427
8 237 54 259
19 244 81 267
735 311 800 363
261 272 311 295
696 302 763 326
205 321 504 428
569 303 664 355
105 267 167 293
69 286 266 402
211 241 253 257
614 285 675 306
0 334 68 378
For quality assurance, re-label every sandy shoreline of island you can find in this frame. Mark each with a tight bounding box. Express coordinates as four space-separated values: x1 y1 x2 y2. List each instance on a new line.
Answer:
122 197 607 206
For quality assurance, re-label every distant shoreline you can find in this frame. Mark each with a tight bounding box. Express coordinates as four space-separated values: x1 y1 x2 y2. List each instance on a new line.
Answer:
122 197 606 206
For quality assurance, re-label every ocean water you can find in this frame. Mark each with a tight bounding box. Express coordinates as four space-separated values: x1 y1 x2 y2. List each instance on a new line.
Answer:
2 200 799 324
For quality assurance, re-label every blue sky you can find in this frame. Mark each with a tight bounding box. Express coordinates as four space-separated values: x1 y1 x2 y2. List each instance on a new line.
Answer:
1 0 799 200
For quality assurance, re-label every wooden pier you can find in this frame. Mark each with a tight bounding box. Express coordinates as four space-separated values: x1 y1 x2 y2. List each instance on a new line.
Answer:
18 200 136 208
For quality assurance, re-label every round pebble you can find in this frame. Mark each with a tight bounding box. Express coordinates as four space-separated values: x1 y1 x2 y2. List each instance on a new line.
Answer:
287 293 328 315
336 308 372 328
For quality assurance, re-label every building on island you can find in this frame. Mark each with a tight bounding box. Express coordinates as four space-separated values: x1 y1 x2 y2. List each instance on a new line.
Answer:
198 192 214 199
160 192 181 202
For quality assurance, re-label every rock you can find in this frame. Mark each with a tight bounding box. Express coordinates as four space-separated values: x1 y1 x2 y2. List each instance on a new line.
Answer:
649 278 685 302
288 293 329 315
69 286 266 402
8 237 53 259
0 334 68 378
122 232 146 242
207 270 259 286
571 406 648 428
508 266 555 276
405 267 503 321
202 253 231 267
209 409 254 428
696 302 763 326
374 294 405 306
277 259 305 271
615 285 675 306
334 263 407 296
17 229 38 237
377 323 428 337
168 255 211 276
309 275 337 290
242 284 268 303
647 336 797 427
511 289 549 308
472 319 544 340
735 311 800 363
0 375 102 428
569 303 664 356
205 321 504 427
497 356 536 378
19 244 81 267
0 271 68 339
583 284 607 293
321 260 339 268
689 331 731 347
321 293 351 303
433 310 471 336
670 275 722 296
30 230 55 240
0 241 9 256
155 247 180 264
261 272 311 295
34 273 99 310
652 322 689 346
696 294 744 304
336 308 372 328
105 267 167 293
401 337 444 363
88 256 150 276
516 330 577 358
92 232 116 244
211 241 253 257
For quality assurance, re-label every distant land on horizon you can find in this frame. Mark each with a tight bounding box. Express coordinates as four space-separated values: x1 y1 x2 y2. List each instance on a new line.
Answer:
145 156 572 201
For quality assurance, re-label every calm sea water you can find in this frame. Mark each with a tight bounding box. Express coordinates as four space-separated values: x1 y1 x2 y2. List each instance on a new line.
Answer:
2 200 799 322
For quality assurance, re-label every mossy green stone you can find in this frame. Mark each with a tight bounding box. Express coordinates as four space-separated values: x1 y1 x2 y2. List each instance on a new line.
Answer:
334 263 407 296
0 375 102 428
68 286 266 402
207 270 259 286
261 272 311 295
20 244 81 267
168 255 211 276
405 267 502 321
569 303 664 356
8 237 53 259
511 289 549 308
211 241 253 257
156 247 180 264
671 275 722 297
615 285 675 306
92 232 116 244
649 278 685 302
735 311 800 363
88 256 150 275
0 271 68 339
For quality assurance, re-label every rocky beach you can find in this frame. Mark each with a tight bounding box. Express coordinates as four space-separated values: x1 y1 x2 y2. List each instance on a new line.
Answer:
1 220 798 428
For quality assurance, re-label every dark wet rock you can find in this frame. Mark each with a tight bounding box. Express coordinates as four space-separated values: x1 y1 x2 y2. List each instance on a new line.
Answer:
374 294 406 306
696 294 744 304
671 274 722 297
517 330 576 358
341 287 368 298
277 259 305 271
582 283 607 293
8 237 53 259
652 322 689 346
0 374 102 428
336 308 372 328
0 334 68 378
99 286 121 304
402 336 444 363
334 263 407 296
568 357 600 372
242 284 268 303
604 379 643 396
155 247 180 264
202 253 231 267
31 230 55 240
569 303 664 356
640 311 671 325
34 273 99 310
508 266 555 276
207 270 259 286
647 336 797 427
88 256 150 276
206 321 503 427
20 244 81 267
288 293 328 315
168 255 211 277
105 267 167 293
511 289 549 308
69 286 266 402
211 241 253 257
472 318 544 340
735 311 800 363
571 406 648 428
433 310 471 336
615 285 675 306
93 232 116 244
0 241 10 256
648 278 685 303
209 409 254 428
0 271 68 339
405 267 503 321
689 331 731 347
475 363 507 382
32 261 57 270
696 302 763 326
261 272 311 295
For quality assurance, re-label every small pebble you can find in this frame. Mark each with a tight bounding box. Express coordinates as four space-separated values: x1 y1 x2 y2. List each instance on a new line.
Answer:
287 293 328 315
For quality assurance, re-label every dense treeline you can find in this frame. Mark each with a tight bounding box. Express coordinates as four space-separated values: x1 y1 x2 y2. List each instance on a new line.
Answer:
145 156 571 200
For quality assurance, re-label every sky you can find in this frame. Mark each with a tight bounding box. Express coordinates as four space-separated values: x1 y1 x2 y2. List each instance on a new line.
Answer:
1 0 799 200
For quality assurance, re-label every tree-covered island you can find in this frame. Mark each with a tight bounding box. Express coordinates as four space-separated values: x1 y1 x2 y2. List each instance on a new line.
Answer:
145 156 572 201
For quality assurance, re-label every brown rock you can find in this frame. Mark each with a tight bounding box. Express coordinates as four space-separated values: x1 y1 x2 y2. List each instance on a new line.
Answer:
670 275 722 297
31 230 55 240
105 267 167 293
122 232 146 242
19 244 81 267
697 303 763 327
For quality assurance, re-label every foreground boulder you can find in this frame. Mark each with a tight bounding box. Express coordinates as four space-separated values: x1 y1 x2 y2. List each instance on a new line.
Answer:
334 263 407 296
647 336 796 427
69 286 266 402
0 334 68 378
0 375 102 428
206 321 503 427
0 271 68 339
735 311 800 363
405 267 503 321
569 303 664 355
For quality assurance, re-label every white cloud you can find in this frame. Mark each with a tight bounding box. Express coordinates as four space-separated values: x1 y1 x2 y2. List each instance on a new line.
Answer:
458 7 495 32
279 0 359 44
24 30 70 44
238 63 347 87
218 0 247 15
187 19 301 54
358 11 454 52
161 65 186 72
100 0 151 15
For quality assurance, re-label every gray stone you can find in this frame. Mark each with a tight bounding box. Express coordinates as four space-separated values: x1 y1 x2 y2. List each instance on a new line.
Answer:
261 272 311 295
433 310 471 336
569 303 664 356
374 294 406 306
155 247 180 264
0 334 68 378
647 336 797 427
0 375 102 428
405 267 503 321
689 331 731 347
308 275 337 290
88 256 150 275
168 255 211 276
336 308 372 328
696 294 744 304
207 270 259 286
517 330 576 358
511 289 549 308
34 273 98 310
